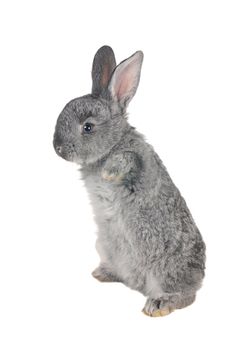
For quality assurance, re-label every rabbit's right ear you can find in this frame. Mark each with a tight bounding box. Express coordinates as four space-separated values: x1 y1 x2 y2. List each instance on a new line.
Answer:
91 46 116 98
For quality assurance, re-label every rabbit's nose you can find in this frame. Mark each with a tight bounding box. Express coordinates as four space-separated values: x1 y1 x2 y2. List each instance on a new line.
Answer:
53 133 64 156
55 145 62 154
54 143 67 160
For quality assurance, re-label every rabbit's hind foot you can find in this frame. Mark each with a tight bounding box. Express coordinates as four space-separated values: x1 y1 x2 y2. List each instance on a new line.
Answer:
142 293 196 317
142 298 174 317
92 264 121 283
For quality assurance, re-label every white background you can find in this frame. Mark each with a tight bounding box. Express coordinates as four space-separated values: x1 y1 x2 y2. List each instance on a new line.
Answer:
0 0 232 349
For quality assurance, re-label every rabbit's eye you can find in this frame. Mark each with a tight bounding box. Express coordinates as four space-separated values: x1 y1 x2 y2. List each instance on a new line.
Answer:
83 122 93 134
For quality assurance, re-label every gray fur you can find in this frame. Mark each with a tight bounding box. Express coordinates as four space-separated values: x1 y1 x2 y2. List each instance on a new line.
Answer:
53 46 206 315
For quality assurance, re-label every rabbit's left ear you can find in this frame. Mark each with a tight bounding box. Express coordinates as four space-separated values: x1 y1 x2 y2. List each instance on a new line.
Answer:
92 46 116 97
108 51 143 108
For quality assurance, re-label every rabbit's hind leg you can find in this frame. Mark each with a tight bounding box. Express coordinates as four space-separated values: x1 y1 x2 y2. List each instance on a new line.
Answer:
172 293 196 310
92 264 122 283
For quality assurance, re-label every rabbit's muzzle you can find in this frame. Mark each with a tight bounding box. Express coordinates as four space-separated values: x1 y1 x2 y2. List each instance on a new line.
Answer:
53 134 75 162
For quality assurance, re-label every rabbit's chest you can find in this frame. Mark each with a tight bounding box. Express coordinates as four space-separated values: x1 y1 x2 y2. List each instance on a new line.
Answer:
84 174 121 221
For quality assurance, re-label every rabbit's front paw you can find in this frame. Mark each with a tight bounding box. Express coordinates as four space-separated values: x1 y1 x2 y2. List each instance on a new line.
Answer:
92 264 121 283
101 152 141 183
142 298 174 317
101 170 124 182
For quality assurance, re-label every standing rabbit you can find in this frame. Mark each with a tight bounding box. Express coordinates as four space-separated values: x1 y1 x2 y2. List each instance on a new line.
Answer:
53 46 206 317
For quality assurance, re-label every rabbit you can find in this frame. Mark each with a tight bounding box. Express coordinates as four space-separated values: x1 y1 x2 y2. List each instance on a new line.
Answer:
53 46 206 317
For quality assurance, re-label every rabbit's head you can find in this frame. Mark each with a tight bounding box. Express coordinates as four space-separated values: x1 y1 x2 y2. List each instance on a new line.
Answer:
53 46 143 165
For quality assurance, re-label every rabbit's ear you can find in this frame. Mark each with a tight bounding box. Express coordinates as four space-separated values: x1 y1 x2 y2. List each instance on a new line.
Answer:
108 51 143 108
92 46 116 97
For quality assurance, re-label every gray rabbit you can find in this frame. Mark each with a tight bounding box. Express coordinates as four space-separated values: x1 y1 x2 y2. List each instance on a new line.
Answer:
53 46 206 317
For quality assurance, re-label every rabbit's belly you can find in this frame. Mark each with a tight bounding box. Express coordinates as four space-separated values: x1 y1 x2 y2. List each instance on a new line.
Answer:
96 213 148 292
85 176 150 291
98 232 147 292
